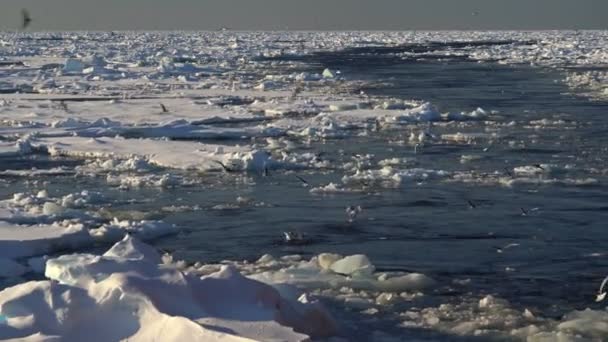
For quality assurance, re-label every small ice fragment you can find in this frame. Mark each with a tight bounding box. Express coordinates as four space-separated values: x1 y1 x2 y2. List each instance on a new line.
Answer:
36 190 49 198
257 254 274 264
317 253 341 270
523 308 536 320
42 202 63 215
322 68 336 78
479 295 497 308
330 254 375 276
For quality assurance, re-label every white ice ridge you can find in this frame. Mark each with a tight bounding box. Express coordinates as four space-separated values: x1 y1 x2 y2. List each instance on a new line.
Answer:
0 221 91 259
0 235 336 341
33 136 277 172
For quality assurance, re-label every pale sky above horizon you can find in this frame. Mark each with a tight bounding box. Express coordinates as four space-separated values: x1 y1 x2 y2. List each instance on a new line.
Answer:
0 0 605 31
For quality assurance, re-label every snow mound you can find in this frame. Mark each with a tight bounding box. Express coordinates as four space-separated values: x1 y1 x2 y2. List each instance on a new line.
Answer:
0 236 337 341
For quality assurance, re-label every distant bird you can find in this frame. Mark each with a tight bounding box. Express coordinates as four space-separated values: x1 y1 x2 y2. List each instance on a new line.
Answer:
295 175 309 187
290 84 302 101
596 275 608 302
504 167 513 177
472 11 479 17
313 152 325 163
213 160 235 173
494 243 520 253
467 200 477 209
520 207 539 216
533 164 545 170
58 101 68 111
263 165 269 177
283 231 309 245
373 118 381 132
21 9 32 30
414 143 422 154
160 103 169 113
359 179 371 187
346 205 362 222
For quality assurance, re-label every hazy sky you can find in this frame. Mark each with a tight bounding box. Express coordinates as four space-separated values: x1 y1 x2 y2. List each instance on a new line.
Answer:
0 0 605 31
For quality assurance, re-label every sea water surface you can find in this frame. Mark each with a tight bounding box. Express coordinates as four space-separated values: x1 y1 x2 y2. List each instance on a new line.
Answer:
2 36 608 339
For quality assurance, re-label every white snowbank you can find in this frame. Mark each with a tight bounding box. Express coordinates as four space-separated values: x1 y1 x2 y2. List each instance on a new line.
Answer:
0 236 337 341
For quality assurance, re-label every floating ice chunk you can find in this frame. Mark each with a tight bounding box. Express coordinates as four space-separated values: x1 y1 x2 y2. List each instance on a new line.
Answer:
254 80 279 91
317 253 342 270
81 54 106 66
295 72 322 81
41 202 63 216
513 164 552 177
446 107 489 121
372 273 435 292
330 254 375 276
441 132 493 144
35 190 48 199
322 68 336 78
388 102 442 123
89 218 175 242
380 100 408 110
310 183 354 194
555 309 608 338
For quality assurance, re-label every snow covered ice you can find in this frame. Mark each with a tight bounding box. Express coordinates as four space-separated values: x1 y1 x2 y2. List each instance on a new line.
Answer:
0 236 336 341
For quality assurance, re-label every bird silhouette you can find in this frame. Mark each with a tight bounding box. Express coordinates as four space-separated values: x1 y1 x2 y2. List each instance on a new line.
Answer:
21 9 32 30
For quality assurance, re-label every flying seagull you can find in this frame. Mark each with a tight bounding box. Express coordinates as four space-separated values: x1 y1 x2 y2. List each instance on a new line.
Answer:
313 152 326 163
57 101 68 111
263 165 269 177
494 243 520 253
21 9 32 30
520 207 540 216
283 231 310 245
346 205 362 222
597 275 608 302
213 160 235 173
467 200 477 209
295 175 309 187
